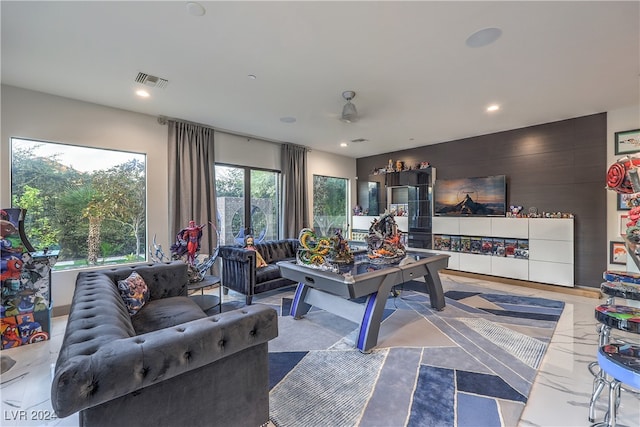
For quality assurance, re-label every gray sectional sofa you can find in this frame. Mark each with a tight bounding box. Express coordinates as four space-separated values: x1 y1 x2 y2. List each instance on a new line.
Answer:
51 261 278 427
219 239 299 304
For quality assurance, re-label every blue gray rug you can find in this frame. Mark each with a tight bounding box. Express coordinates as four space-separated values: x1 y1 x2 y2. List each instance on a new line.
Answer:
258 279 565 427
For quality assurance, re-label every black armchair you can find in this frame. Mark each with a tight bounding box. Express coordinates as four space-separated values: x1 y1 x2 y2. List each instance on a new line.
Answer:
219 239 299 304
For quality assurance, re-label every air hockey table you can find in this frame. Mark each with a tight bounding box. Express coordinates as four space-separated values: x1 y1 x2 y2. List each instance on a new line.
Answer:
277 251 449 353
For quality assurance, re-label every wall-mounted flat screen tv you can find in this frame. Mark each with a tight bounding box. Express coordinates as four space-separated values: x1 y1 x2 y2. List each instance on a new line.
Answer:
434 175 506 216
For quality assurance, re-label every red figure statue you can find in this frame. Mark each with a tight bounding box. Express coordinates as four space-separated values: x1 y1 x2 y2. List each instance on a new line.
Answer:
171 220 205 265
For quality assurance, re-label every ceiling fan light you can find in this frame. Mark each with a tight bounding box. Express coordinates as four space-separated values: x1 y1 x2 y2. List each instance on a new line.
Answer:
340 90 359 123
342 101 358 122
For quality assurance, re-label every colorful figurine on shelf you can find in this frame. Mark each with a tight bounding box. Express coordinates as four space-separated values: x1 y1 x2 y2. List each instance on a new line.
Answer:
157 221 219 283
366 212 406 263
171 220 206 265
508 205 523 218
396 160 404 172
1 322 21 349
244 235 267 268
329 229 354 264
296 228 332 268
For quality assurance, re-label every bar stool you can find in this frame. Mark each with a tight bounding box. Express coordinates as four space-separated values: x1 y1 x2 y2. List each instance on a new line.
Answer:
603 270 640 286
588 304 640 423
600 279 640 305
595 304 640 335
590 342 640 427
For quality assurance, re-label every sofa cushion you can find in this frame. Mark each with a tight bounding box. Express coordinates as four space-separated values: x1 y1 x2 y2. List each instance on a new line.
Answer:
255 263 284 283
105 262 189 301
117 271 150 315
131 296 205 334
256 240 299 264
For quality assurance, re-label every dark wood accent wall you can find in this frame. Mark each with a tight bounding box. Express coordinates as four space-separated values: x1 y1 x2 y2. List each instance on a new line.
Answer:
356 113 606 288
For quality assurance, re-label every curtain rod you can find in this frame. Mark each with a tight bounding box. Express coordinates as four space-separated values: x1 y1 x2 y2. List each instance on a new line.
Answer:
157 115 309 150
157 115 213 130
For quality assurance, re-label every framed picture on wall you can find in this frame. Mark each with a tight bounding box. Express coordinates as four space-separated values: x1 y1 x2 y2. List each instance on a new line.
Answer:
620 215 629 236
614 129 640 155
617 192 640 210
610 241 627 265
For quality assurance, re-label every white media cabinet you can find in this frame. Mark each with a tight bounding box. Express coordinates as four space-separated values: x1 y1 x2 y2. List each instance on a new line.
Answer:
431 217 574 287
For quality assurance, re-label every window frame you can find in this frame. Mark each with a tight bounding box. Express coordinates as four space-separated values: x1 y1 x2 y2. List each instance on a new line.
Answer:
312 174 350 238
9 137 148 270
214 162 282 245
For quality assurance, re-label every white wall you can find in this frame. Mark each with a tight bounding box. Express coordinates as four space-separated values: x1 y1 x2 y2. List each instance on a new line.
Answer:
606 104 640 271
214 131 280 170
1 85 169 311
0 85 356 310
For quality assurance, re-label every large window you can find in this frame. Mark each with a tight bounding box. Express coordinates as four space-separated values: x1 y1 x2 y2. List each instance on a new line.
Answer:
10 138 146 270
313 175 349 237
215 164 280 245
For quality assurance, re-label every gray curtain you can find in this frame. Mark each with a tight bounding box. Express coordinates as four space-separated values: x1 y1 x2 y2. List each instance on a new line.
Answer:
167 120 217 257
281 143 309 238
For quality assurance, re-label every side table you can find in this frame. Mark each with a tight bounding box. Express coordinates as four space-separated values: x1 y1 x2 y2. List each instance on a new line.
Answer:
188 275 222 313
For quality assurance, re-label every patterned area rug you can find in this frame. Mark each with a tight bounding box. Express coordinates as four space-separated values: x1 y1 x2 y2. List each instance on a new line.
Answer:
258 279 565 427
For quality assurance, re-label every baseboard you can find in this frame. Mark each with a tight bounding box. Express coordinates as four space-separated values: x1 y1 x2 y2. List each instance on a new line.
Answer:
442 269 602 299
52 304 71 317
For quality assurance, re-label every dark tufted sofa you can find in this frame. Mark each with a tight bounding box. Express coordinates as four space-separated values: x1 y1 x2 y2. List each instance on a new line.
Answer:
51 261 278 427
219 239 299 305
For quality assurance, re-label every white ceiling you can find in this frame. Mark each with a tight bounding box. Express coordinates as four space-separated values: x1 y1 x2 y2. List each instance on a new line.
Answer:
2 1 639 159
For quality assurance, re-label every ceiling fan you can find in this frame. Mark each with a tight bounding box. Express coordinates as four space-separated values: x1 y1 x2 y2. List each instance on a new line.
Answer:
340 90 358 123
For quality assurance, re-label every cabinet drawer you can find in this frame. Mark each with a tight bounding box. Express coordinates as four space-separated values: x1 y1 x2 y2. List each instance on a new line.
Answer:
491 257 528 280
529 239 573 263
529 260 574 287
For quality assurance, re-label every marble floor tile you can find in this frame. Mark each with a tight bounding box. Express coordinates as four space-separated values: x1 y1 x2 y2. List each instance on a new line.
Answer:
1 275 639 427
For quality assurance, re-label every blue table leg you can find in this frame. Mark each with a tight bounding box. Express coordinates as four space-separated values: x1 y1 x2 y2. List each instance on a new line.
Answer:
291 282 312 319
356 275 397 353
357 292 382 352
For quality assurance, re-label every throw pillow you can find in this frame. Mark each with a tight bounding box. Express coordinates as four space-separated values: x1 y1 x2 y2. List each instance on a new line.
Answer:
118 271 150 315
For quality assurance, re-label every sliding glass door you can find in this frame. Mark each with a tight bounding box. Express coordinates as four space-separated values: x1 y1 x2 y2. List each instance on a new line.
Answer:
215 164 280 245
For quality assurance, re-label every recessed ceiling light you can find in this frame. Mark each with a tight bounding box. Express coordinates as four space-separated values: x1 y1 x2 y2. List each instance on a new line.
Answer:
248 74 257 80
340 142 348 147
136 89 150 98
186 2 206 17
280 116 296 123
487 104 500 112
466 27 502 48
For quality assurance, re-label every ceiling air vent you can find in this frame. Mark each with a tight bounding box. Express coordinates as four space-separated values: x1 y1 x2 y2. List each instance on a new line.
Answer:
351 138 368 143
135 72 169 89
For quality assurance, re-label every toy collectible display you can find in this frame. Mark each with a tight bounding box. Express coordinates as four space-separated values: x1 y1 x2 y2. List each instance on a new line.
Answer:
171 220 206 265
152 220 220 283
371 160 431 174
244 235 267 268
1 208 59 349
328 230 354 264
366 212 406 263
296 228 355 270
607 155 640 268
296 228 332 268
607 155 640 194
